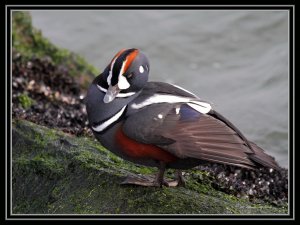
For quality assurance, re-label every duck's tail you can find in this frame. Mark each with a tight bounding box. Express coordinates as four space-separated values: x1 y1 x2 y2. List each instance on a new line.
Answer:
248 141 281 170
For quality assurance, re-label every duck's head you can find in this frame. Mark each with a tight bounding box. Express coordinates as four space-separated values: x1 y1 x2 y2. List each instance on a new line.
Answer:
99 48 150 103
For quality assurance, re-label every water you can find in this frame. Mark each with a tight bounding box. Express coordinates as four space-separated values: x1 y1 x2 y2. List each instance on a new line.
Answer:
29 10 289 168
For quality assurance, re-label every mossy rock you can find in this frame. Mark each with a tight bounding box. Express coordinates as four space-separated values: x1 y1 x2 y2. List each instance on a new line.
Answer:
12 11 98 88
17 93 35 109
12 119 288 214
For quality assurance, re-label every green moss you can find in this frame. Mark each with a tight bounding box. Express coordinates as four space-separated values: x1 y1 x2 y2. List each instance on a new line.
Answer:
12 11 99 88
31 154 65 175
44 129 57 141
17 93 35 109
12 11 62 63
12 119 288 214
14 156 31 166
73 54 99 77
77 136 155 175
34 132 47 148
14 153 64 177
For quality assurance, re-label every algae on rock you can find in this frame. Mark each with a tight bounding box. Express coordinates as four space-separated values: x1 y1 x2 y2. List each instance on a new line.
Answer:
12 119 288 214
12 11 98 88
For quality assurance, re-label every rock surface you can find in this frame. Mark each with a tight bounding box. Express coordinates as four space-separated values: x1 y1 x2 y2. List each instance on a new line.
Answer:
12 119 287 214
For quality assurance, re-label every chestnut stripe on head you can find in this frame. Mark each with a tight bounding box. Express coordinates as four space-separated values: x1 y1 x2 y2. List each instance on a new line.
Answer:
123 49 139 74
111 48 138 86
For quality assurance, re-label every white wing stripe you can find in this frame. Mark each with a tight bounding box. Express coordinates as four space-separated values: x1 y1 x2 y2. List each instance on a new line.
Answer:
170 84 198 97
131 94 190 109
189 100 212 109
187 102 211 114
92 105 127 132
131 94 212 114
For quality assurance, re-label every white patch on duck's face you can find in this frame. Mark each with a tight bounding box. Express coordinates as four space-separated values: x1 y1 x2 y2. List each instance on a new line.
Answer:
139 65 144 73
157 114 163 119
118 74 130 90
91 105 127 132
107 58 130 89
117 59 130 90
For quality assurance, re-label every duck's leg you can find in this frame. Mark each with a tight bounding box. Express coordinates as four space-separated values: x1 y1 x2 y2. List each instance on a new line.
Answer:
166 170 186 187
121 162 169 187
153 162 170 187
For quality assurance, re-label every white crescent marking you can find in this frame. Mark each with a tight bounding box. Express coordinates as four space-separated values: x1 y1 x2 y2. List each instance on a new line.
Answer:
107 58 117 86
92 105 127 132
97 85 136 97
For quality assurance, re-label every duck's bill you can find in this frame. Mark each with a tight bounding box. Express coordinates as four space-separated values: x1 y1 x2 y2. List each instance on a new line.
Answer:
103 85 120 103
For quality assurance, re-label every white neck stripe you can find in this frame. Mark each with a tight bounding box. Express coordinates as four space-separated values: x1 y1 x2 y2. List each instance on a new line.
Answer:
92 105 127 132
107 58 117 86
97 85 136 97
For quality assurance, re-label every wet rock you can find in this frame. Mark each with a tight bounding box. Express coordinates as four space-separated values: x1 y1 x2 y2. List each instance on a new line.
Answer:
196 163 288 206
12 51 91 136
12 119 288 214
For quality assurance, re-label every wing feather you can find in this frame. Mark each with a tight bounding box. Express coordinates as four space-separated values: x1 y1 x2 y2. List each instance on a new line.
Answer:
123 97 279 169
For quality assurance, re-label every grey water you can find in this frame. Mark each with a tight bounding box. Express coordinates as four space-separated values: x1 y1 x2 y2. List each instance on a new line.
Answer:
29 10 289 168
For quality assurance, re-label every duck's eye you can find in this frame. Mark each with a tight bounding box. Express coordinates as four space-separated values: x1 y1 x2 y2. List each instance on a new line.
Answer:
145 65 149 71
139 65 144 73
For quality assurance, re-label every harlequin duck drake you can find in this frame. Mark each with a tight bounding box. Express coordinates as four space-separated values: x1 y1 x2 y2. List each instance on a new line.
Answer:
85 48 280 187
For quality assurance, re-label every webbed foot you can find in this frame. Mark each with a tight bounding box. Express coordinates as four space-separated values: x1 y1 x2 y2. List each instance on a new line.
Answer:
121 175 169 187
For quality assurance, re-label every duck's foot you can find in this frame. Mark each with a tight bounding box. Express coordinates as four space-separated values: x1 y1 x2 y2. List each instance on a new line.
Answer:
121 175 169 187
121 162 169 187
121 169 186 187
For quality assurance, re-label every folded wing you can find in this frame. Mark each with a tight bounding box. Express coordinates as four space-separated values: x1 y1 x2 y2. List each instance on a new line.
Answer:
123 101 279 170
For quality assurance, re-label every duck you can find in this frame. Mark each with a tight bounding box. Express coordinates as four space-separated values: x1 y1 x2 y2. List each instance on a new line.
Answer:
85 48 279 187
